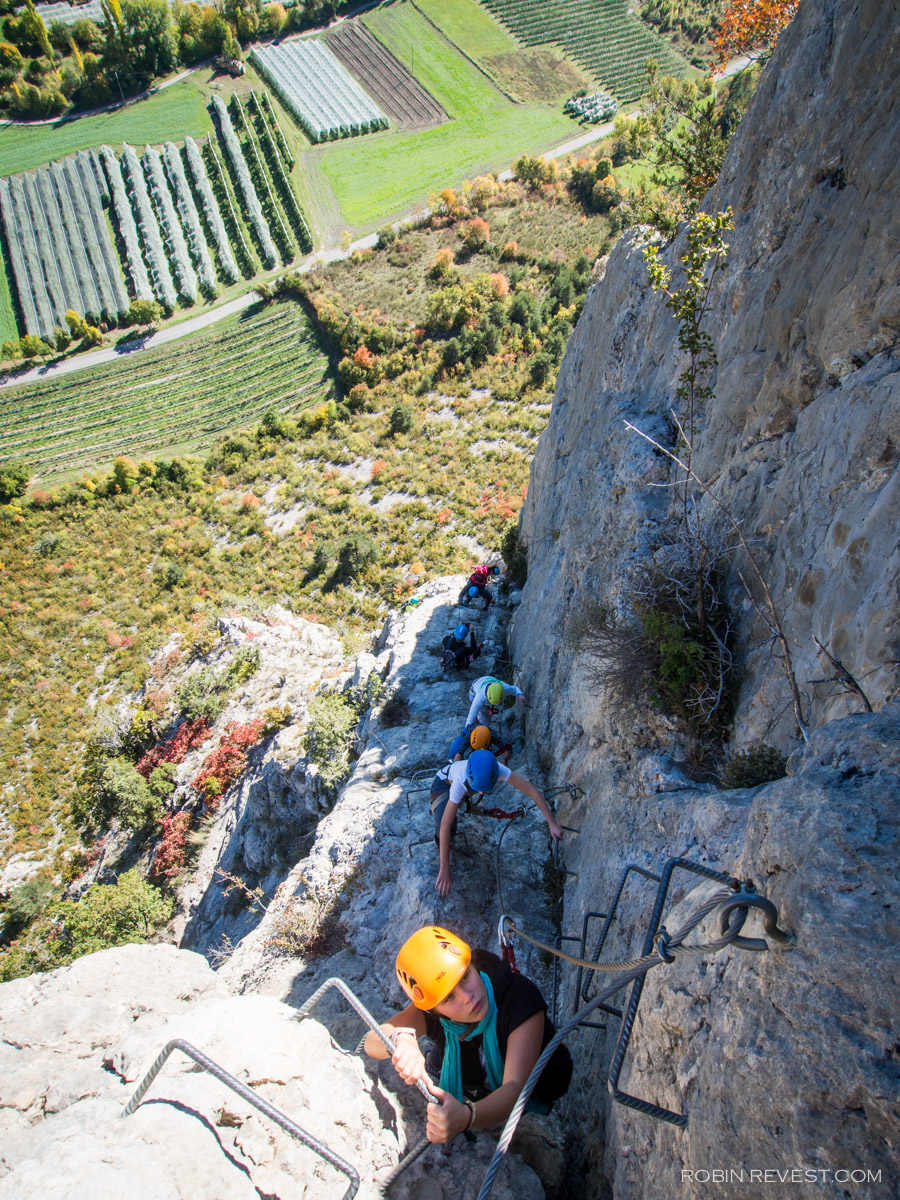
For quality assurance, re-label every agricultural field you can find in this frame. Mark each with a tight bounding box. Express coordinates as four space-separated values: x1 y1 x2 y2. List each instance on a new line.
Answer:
0 83 314 343
0 82 211 178
415 0 595 103
326 21 447 132
0 301 332 481
308 3 575 231
250 37 388 143
478 0 692 101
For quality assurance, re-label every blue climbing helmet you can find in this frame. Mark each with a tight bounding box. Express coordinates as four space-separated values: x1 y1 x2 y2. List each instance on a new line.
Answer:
468 586 480 598
454 623 469 641
466 749 500 793
492 566 500 575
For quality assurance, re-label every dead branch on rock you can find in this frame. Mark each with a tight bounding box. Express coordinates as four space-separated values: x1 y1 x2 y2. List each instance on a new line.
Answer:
812 636 873 713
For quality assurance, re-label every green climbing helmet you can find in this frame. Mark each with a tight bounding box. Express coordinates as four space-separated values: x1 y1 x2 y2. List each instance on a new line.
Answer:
486 681 505 706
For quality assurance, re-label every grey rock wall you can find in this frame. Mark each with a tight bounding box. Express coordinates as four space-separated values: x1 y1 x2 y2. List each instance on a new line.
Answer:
507 0 900 1194
513 0 899 750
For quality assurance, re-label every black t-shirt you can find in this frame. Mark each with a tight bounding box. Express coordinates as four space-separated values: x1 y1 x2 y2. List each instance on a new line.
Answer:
423 950 573 1105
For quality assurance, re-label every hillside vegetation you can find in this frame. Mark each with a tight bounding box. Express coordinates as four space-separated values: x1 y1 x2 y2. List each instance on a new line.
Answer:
0 165 620 975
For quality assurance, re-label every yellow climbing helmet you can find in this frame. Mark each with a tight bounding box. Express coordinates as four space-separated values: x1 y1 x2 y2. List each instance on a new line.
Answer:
486 681 505 706
395 926 471 1009
469 725 492 751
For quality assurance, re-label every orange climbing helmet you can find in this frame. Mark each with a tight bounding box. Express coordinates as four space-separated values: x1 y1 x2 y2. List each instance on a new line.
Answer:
470 725 492 751
395 926 471 1009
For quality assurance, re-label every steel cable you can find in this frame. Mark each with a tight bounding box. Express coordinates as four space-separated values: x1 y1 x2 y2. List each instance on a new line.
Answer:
499 889 736 972
477 893 756 1200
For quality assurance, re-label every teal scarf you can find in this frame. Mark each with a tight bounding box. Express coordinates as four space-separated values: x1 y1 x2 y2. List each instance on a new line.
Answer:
438 971 505 1103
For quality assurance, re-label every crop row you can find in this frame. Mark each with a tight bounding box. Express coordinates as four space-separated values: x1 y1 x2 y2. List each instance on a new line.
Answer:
4 356 326 460
0 308 299 411
2 352 328 465
250 38 388 143
480 0 689 100
258 90 295 170
248 95 312 253
183 137 239 285
230 96 295 263
120 143 179 309
1 330 319 434
12 371 329 473
0 340 313 448
162 142 218 295
0 323 317 430
101 146 155 301
209 95 278 269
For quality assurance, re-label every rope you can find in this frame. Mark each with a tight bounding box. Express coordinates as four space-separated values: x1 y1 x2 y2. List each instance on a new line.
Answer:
477 892 754 1200
499 889 736 972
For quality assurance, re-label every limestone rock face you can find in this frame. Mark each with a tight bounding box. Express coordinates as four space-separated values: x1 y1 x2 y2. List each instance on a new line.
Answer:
172 606 346 951
505 0 900 1193
512 0 899 751
549 706 899 1199
0 943 398 1198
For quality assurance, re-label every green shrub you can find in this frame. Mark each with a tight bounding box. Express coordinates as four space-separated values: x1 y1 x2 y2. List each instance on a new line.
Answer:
47 869 173 965
3 877 55 936
304 675 381 785
501 522 527 586
336 532 381 581
148 762 178 804
0 460 30 502
173 646 261 722
304 689 359 784
73 756 161 831
720 745 787 790
388 402 412 436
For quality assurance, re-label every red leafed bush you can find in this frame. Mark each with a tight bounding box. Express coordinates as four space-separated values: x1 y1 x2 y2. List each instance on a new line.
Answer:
192 718 266 808
151 812 193 881
137 717 211 778
353 345 376 370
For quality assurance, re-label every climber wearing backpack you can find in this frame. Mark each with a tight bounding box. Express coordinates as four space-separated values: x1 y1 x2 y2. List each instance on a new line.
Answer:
458 563 500 609
441 623 481 671
363 926 572 1142
464 676 524 732
430 749 562 896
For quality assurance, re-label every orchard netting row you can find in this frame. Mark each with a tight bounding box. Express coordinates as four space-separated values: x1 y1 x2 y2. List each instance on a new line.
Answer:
478 0 690 102
1 101 315 339
250 37 389 143
0 151 128 341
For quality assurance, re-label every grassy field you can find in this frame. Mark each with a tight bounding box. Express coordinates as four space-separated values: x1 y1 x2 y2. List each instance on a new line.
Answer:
0 302 333 482
311 4 576 231
416 0 594 101
0 82 211 178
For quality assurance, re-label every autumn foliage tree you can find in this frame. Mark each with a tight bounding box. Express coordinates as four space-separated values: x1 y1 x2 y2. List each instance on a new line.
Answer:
713 0 798 66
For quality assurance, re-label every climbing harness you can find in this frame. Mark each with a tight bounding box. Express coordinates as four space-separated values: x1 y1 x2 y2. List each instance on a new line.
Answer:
122 1038 360 1200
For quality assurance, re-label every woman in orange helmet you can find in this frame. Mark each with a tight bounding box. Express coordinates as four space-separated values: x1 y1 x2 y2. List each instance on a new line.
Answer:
364 926 572 1143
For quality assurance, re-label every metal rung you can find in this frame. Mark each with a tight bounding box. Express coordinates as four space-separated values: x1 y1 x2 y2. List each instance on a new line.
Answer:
122 1038 360 1199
